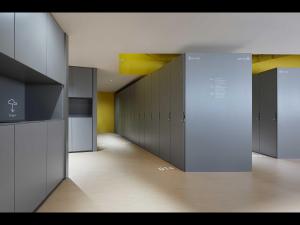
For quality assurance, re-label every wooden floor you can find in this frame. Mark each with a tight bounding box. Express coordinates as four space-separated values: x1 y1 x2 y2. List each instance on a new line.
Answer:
38 133 300 212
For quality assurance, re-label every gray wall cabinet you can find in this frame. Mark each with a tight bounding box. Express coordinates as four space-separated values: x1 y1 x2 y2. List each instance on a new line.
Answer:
0 125 14 212
0 13 14 58
15 13 47 75
254 68 300 158
0 13 68 212
46 120 65 195
15 122 47 212
116 53 252 172
69 67 93 98
46 14 66 85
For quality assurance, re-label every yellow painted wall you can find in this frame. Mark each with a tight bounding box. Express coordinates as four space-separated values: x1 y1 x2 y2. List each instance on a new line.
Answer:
97 92 115 133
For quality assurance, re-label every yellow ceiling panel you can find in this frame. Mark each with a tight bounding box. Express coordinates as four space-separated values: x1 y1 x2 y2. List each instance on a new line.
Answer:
253 55 300 75
119 53 180 75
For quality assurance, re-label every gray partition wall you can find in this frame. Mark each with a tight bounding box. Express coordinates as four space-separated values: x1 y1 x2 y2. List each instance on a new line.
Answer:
115 53 252 172
185 53 252 171
253 68 300 158
68 66 97 152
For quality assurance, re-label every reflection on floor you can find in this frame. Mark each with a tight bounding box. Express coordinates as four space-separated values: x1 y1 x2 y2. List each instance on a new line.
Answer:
38 133 300 212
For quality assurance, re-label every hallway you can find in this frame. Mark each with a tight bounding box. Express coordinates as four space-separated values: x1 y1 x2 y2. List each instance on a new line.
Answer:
38 133 300 212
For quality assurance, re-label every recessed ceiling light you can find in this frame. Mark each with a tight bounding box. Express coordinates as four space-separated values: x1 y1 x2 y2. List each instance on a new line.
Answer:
110 80 113 82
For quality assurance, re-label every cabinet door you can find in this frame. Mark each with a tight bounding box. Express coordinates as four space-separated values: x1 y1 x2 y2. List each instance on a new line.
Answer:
170 57 185 170
151 72 160 156
15 122 47 212
46 14 66 85
0 13 14 58
47 120 65 195
69 67 93 98
71 117 93 152
144 76 151 151
15 13 47 74
0 125 14 212
159 65 171 162
259 72 277 157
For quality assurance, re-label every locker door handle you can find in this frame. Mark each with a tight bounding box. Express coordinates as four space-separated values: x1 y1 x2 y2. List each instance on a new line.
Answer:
258 112 260 121
273 113 277 121
168 112 171 121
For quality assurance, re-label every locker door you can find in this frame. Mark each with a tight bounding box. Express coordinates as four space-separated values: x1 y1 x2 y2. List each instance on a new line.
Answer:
144 75 151 151
260 71 277 157
141 78 146 148
159 64 171 162
152 71 160 156
252 75 260 153
0 125 14 212
170 56 185 170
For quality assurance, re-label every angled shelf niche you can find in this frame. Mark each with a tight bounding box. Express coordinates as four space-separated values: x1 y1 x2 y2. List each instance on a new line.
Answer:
0 53 64 123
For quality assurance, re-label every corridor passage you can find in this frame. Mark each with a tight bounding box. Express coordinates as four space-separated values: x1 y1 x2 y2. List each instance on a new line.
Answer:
38 133 300 212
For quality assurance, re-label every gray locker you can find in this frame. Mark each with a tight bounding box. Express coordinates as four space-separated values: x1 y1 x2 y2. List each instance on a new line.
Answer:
15 13 47 74
137 79 146 147
0 125 14 212
132 83 138 144
69 67 93 98
256 68 300 158
46 120 65 195
252 75 260 153
151 71 160 156
144 75 152 151
46 14 66 85
170 56 185 170
115 94 120 134
0 13 14 58
185 53 252 171
159 64 171 162
259 70 277 157
70 117 93 152
15 122 47 212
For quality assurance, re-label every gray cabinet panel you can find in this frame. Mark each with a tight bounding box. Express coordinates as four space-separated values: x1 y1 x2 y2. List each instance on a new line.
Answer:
0 13 14 58
69 67 93 98
252 75 260 153
15 13 47 74
159 65 171 162
15 122 47 212
277 68 300 158
71 117 93 152
170 56 185 170
46 14 66 85
46 120 65 195
259 71 277 157
0 125 14 212
185 53 252 171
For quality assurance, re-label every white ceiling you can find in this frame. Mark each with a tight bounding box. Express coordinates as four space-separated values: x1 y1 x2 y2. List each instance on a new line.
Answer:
52 13 300 92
